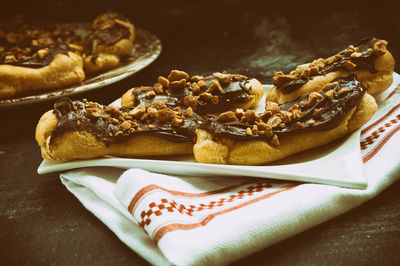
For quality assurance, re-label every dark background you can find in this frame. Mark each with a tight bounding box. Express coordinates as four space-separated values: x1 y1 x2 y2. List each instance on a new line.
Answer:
1 0 399 265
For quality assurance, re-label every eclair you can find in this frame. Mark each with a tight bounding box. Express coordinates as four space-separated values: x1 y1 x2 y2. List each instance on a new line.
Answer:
83 12 135 73
35 97 200 162
0 19 85 99
267 37 395 104
121 70 264 115
194 74 377 165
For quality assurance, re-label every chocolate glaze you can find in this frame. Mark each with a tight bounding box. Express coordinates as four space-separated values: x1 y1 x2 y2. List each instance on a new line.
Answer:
132 76 252 115
91 26 130 45
202 74 366 141
319 37 379 75
85 15 131 54
4 43 74 68
279 37 380 94
51 98 202 145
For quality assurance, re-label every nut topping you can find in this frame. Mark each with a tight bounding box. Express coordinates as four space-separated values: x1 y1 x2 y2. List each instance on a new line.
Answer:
167 70 190 82
217 111 238 122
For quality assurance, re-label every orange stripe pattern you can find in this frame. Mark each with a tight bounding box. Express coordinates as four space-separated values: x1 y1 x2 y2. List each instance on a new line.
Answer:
127 180 298 243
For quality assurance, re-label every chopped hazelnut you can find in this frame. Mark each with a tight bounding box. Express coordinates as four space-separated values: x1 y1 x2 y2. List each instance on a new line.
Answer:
200 92 213 101
246 127 252 135
190 82 201 94
244 109 258 123
213 72 231 84
105 105 122 118
157 108 175 123
85 107 102 118
184 107 193 117
157 76 170 88
322 82 338 91
259 110 272 122
115 130 124 136
167 70 189 82
343 60 356 71
267 115 282 128
309 66 319 75
312 108 324 119
191 75 203 82
265 101 280 114
129 104 146 119
145 90 156 99
153 83 164 94
351 52 362 58
147 106 158 119
217 111 238 122
149 100 167 110
232 74 248 81
307 92 323 107
198 79 207 90
338 87 351 95
170 79 186 90
288 103 299 112
37 48 48 59
207 80 223 94
172 115 184 127
183 95 198 110
4 54 17 63
120 120 132 131
325 89 335 100
312 58 326 70
280 110 292 122
273 72 296 86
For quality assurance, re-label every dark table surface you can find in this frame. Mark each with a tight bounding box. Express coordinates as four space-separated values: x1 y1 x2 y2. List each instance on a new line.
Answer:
1 1 400 265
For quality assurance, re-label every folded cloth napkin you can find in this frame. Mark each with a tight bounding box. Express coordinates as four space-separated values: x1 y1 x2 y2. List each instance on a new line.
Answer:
60 74 400 266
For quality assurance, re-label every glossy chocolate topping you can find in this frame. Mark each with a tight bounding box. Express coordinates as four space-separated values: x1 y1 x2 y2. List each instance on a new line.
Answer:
319 37 380 75
202 74 366 142
51 98 202 145
278 37 381 94
131 75 253 115
85 13 131 54
4 43 74 68
90 25 130 45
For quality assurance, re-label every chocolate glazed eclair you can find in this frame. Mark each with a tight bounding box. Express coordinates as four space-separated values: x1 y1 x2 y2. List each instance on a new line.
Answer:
121 70 264 115
35 97 202 162
267 37 395 104
194 74 377 165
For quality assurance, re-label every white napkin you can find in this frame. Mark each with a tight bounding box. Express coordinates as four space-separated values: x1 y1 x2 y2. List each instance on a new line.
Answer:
60 75 400 266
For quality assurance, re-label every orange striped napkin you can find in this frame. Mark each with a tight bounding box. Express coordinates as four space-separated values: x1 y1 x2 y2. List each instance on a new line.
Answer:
60 73 400 266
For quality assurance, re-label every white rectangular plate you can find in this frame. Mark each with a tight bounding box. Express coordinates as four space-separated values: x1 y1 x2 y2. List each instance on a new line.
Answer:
38 84 368 189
